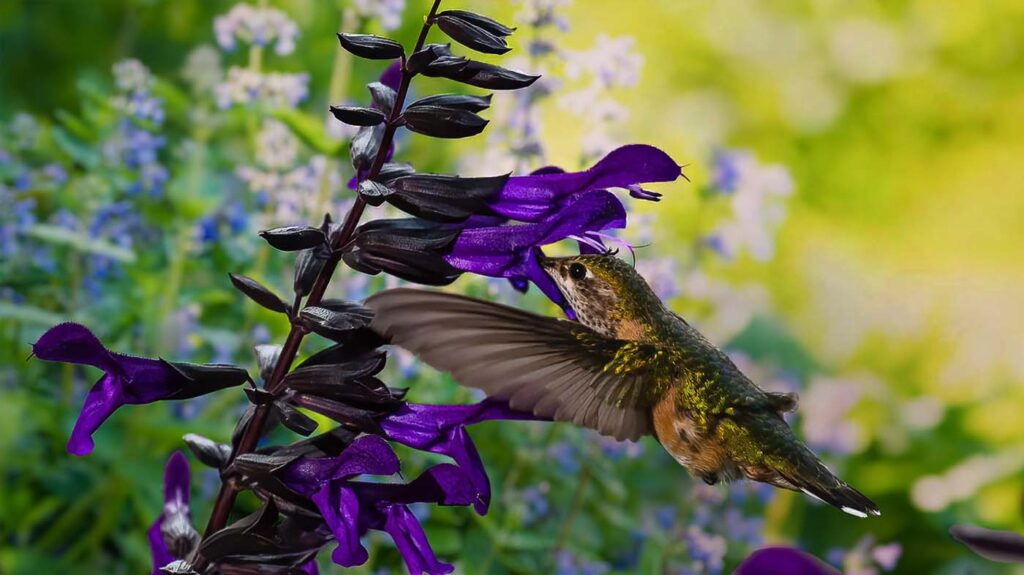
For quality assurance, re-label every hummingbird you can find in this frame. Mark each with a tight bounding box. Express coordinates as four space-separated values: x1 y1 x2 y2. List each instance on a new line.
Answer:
365 254 880 518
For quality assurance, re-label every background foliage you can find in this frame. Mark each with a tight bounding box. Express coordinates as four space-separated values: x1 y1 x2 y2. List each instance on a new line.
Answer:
2 0 1023 574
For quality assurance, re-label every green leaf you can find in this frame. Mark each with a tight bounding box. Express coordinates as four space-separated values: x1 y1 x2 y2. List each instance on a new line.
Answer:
152 78 190 117
0 301 65 325
26 224 137 263
424 526 462 555
498 531 554 551
50 127 100 169
272 108 343 156
54 109 95 141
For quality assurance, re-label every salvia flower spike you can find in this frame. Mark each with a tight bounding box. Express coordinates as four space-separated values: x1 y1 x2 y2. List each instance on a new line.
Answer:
27 2 691 574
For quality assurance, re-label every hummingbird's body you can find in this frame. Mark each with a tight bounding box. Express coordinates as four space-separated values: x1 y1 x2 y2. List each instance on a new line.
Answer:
366 254 880 518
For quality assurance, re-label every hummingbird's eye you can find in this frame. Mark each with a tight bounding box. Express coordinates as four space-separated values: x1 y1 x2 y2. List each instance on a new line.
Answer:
568 262 587 280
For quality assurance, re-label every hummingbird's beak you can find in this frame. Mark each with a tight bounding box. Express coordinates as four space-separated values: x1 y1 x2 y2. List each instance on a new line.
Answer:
538 255 556 272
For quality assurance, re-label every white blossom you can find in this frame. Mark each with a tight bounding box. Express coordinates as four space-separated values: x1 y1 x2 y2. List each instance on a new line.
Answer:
181 45 224 95
255 120 299 171
351 0 406 32
214 3 299 55
706 149 794 262
215 67 309 109
113 59 153 93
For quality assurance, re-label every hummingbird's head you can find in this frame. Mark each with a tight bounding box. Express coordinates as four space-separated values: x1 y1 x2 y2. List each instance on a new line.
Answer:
540 254 663 338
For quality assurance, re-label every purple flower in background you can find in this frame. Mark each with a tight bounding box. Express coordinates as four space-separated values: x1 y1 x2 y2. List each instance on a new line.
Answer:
734 548 840 575
711 149 741 194
31 323 248 455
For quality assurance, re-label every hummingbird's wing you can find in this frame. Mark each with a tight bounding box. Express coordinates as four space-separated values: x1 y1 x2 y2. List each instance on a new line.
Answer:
366 288 672 441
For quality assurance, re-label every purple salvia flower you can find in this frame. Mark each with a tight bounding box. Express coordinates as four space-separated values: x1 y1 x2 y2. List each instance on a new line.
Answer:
444 190 626 309
379 399 541 514
734 548 840 575
281 435 482 574
282 435 400 567
484 144 680 222
148 451 194 575
347 465 476 575
439 145 682 310
31 323 247 455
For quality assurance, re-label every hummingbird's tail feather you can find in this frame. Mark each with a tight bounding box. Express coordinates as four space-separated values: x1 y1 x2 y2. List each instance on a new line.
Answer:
771 447 881 518
784 474 881 518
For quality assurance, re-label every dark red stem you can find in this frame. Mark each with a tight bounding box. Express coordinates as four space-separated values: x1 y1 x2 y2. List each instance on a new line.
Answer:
194 0 443 567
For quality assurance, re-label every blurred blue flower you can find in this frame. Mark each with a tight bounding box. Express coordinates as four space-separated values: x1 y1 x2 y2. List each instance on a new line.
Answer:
518 484 550 523
107 60 169 199
723 507 764 547
547 440 581 473
42 162 68 184
13 170 31 191
214 3 299 55
703 149 793 262
711 149 741 194
352 0 406 31
596 435 645 460
555 550 611 575
684 526 727 575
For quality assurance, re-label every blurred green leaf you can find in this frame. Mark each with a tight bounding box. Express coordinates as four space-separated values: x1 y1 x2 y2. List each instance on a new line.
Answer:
26 224 137 263
54 109 95 141
272 108 344 156
50 126 100 169
0 301 65 325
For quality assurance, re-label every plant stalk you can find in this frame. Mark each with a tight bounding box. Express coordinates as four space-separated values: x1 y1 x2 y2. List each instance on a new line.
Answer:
193 1 443 568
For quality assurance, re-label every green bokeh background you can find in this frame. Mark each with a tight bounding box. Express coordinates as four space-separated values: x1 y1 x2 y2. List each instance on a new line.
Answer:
2 1 1024 574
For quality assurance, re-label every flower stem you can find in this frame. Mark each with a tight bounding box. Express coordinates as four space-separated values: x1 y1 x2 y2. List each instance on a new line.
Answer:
193 1 443 567
554 464 591 554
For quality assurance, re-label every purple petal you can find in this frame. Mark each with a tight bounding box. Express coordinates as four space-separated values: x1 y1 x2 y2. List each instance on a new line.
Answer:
282 435 400 496
164 451 191 506
734 548 841 575
382 504 454 575
148 518 173 575
521 247 571 314
350 463 478 508
444 191 625 277
67 373 124 456
381 60 403 92
403 463 478 506
488 144 681 221
301 560 320 575
315 484 368 567
380 400 540 514
33 323 122 375
148 452 191 575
